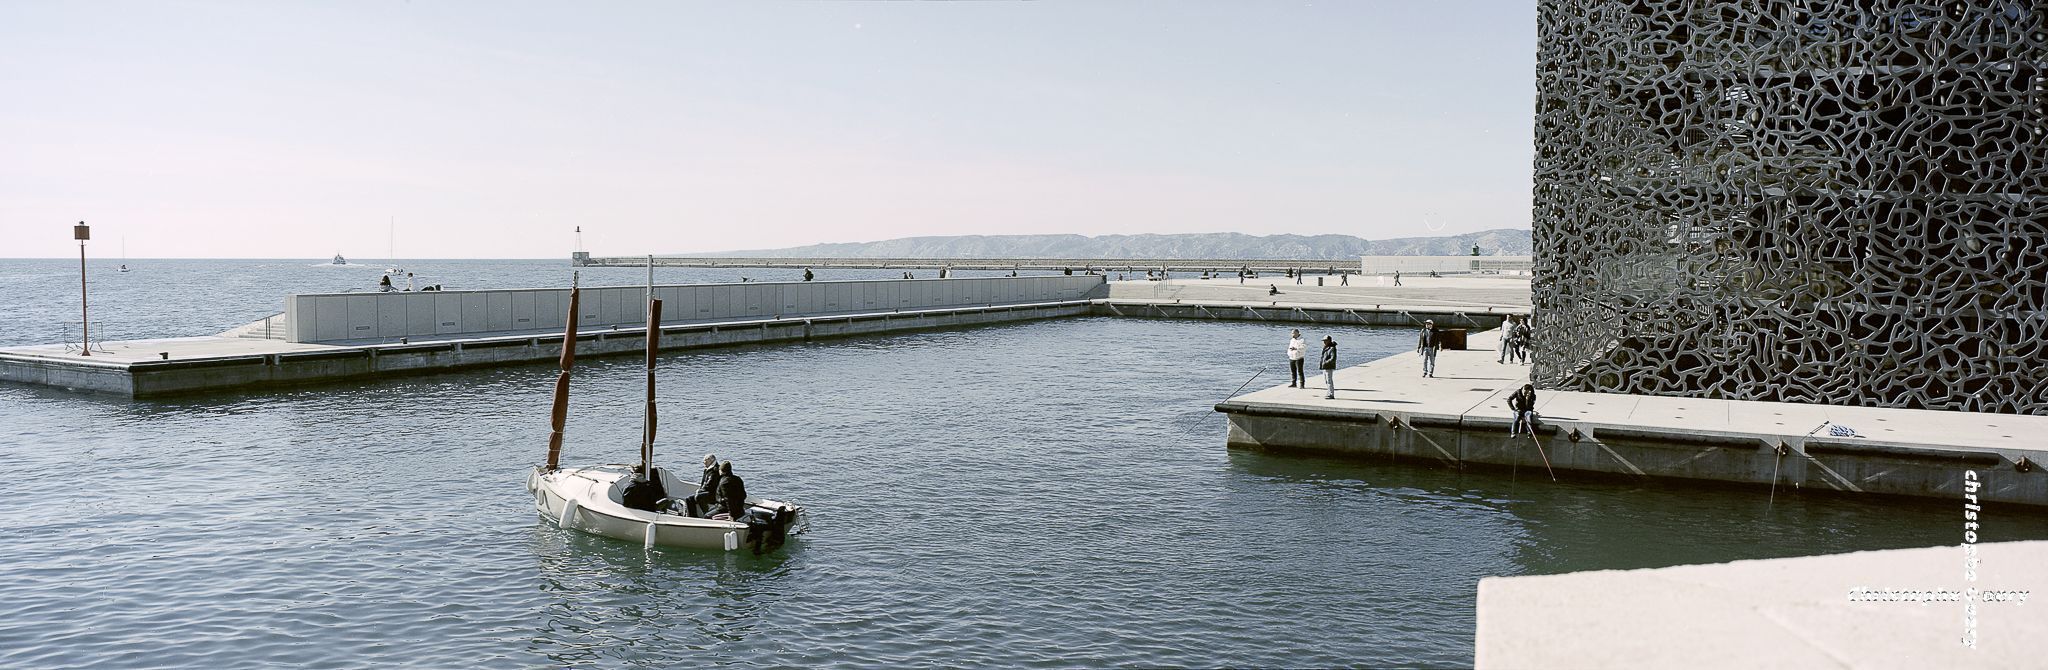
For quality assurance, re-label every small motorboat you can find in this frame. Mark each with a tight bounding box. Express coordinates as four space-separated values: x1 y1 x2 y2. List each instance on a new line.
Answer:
332 253 347 265
528 269 803 552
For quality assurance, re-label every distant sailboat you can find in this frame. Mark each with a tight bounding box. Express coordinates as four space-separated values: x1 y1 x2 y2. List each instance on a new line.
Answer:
385 216 403 274
118 237 129 273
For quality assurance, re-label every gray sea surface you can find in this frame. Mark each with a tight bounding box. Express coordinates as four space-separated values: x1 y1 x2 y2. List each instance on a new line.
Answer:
0 258 2039 668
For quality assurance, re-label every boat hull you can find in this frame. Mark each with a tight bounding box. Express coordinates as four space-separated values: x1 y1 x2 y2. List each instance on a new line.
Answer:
529 465 798 551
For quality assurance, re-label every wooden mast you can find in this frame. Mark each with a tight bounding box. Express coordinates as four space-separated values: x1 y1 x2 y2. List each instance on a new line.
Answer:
641 297 662 476
544 273 580 470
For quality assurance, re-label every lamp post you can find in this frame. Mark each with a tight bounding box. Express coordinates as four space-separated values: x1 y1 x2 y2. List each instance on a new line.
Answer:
74 221 90 356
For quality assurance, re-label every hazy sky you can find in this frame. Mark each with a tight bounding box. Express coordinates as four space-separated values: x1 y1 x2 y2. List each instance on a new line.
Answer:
1 1 1537 259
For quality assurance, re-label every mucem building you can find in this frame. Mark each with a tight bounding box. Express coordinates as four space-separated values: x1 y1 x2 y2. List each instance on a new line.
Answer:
1531 1 2047 415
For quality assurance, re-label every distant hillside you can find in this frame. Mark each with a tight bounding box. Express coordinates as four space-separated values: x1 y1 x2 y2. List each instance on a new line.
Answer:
686 229 1530 259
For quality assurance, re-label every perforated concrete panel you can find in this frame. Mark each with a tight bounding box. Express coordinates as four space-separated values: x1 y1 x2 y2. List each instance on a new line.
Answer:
1532 1 2048 415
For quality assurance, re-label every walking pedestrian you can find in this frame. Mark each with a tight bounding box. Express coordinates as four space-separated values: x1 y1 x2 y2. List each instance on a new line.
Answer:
1287 329 1307 388
1296 271 1303 285
1499 316 1518 364
1393 271 1403 286
1417 319 1442 378
1340 273 1348 286
1507 384 1538 436
1319 336 1338 399
1512 316 1534 364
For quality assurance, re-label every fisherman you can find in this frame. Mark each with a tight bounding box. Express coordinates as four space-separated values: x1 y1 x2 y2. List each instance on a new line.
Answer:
714 460 747 520
683 453 722 517
1507 383 1539 436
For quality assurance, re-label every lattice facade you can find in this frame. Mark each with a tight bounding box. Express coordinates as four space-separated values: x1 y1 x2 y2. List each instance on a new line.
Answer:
1532 1 2048 415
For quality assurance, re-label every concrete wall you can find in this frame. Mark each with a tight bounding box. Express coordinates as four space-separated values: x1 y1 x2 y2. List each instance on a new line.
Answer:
5 302 1091 398
285 275 1105 343
1216 403 2048 508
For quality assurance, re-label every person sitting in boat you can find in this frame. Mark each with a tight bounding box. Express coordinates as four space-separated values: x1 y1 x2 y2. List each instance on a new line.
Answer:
713 461 747 520
682 453 722 517
620 465 668 512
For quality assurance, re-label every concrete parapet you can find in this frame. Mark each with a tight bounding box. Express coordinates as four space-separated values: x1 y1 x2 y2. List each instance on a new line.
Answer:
284 275 1107 343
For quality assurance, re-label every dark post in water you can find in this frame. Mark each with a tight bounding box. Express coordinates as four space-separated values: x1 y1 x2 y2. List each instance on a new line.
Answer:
74 222 89 357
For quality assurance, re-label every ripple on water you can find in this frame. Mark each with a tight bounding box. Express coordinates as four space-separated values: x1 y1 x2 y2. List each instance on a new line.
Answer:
1 304 2040 668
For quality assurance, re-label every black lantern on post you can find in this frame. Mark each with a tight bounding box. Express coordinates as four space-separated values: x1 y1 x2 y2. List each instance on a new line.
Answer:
74 222 90 356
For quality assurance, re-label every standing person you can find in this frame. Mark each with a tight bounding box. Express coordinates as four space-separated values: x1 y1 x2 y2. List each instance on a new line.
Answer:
1319 336 1338 399
1499 316 1518 364
1393 270 1403 286
1507 384 1538 436
1513 316 1534 364
1417 319 1442 378
1287 329 1307 388
1296 271 1303 285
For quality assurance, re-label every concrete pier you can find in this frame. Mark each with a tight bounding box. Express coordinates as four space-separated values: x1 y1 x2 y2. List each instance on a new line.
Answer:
0 301 1093 397
1476 541 2047 668
1215 329 2048 507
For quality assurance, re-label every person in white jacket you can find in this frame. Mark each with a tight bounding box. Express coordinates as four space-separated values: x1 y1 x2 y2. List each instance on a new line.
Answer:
1286 329 1307 388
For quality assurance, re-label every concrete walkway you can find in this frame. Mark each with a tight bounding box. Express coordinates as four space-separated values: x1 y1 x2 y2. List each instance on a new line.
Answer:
1109 275 1532 314
1476 541 2047 668
1229 329 2048 458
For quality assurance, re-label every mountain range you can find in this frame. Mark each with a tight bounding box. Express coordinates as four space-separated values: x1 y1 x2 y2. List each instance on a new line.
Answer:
687 229 1530 259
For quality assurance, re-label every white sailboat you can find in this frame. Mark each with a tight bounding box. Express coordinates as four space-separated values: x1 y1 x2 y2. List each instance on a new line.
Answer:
528 269 803 552
385 217 403 274
118 237 129 273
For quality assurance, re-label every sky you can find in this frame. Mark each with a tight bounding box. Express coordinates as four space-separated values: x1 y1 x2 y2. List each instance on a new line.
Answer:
0 1 1538 259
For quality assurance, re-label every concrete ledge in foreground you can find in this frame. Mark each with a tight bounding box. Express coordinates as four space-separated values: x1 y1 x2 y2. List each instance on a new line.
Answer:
1476 541 2047 669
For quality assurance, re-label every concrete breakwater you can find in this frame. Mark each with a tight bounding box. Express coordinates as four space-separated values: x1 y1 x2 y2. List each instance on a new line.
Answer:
0 276 1106 397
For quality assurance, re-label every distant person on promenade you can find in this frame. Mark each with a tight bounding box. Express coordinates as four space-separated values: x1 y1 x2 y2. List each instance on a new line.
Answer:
1393 271 1403 286
1512 316 1533 364
1238 271 1245 284
1287 329 1307 388
378 275 394 292
1268 284 1280 296
1296 271 1303 285
1507 384 1538 436
406 272 416 291
1340 273 1348 286
803 267 814 282
1499 315 1519 364
1319 336 1338 399
1417 319 1442 378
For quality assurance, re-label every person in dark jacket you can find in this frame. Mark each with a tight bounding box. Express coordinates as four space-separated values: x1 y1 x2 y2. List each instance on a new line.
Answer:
683 453 721 517
1508 383 1538 436
1319 336 1338 399
1417 319 1442 378
715 461 747 520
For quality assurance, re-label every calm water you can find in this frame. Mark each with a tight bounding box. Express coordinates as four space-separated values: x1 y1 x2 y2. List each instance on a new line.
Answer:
1 259 2042 668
